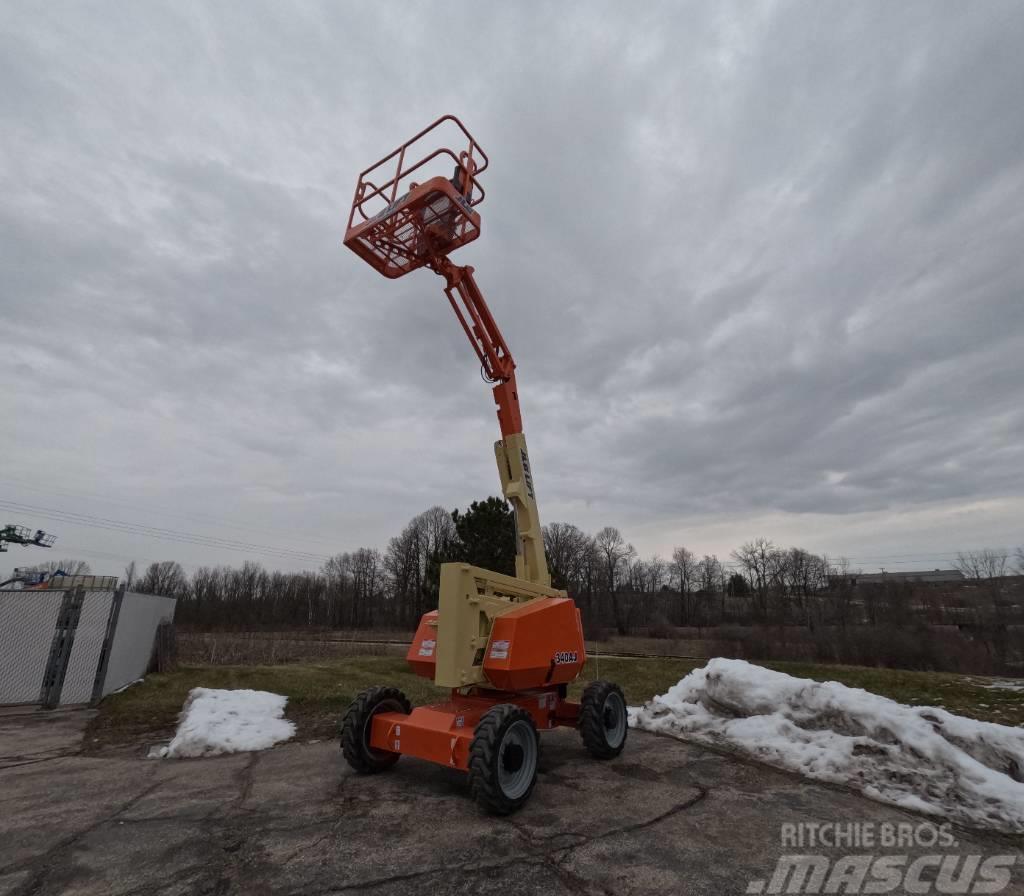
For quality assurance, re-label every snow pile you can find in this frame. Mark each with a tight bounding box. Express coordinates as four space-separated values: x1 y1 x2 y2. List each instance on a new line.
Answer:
152 688 295 758
985 680 1024 693
630 659 1024 832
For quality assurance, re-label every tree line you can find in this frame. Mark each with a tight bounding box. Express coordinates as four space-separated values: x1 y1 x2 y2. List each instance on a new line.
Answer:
15 502 1021 672
103 500 1024 641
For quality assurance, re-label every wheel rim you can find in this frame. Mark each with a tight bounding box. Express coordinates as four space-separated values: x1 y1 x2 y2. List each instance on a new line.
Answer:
601 691 627 748
498 719 537 799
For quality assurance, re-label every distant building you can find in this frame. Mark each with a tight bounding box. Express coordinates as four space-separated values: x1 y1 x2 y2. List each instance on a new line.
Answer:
855 569 965 585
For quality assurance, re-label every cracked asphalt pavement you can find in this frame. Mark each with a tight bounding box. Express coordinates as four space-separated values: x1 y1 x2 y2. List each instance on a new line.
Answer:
1 709 1021 896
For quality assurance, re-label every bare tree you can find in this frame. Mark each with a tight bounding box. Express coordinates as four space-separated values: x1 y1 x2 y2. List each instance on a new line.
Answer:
137 561 188 597
350 547 382 628
21 559 92 577
188 565 221 622
829 557 860 629
627 554 665 593
696 555 724 592
731 538 776 618
670 546 696 624
543 522 593 591
418 506 458 558
384 526 421 627
778 548 829 627
382 506 457 626
123 560 136 590
415 505 458 616
594 526 636 635
695 554 724 625
953 549 1008 581
321 552 352 627
321 553 350 585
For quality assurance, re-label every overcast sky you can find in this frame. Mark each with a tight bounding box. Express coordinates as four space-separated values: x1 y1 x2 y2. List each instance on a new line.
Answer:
3 2 1023 578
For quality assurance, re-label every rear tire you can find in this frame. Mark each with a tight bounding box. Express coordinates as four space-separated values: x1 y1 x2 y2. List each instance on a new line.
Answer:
468 704 539 815
341 686 411 774
579 680 628 759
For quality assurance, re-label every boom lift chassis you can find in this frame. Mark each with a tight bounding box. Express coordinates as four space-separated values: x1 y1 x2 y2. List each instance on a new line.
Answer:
341 116 626 813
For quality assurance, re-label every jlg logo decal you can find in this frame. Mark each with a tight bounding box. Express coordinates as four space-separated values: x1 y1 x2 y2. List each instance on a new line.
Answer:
520 448 535 500
554 651 578 664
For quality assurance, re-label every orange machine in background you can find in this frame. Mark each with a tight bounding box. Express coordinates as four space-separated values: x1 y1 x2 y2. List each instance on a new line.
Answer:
340 117 627 814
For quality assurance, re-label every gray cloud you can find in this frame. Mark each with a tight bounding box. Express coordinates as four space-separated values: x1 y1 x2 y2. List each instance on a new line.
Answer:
2 1 1023 574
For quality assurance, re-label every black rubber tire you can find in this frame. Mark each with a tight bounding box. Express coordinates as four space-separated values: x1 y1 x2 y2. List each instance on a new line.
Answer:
468 704 539 815
341 686 411 774
579 680 628 759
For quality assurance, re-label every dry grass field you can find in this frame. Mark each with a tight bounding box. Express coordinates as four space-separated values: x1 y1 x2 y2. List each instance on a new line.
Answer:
87 653 1024 750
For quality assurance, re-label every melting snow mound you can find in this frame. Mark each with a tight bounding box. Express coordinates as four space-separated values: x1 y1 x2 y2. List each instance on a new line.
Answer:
630 658 1024 833
153 688 296 758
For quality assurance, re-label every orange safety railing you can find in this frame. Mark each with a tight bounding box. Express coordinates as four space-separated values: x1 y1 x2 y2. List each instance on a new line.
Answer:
343 116 489 278
346 115 488 229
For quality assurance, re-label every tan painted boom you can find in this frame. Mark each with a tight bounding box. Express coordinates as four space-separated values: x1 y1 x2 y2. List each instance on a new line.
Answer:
430 257 551 588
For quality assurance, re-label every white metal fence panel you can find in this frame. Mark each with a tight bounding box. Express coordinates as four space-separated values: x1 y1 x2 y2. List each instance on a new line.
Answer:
0 590 64 704
1 587 177 707
59 591 115 704
101 592 176 695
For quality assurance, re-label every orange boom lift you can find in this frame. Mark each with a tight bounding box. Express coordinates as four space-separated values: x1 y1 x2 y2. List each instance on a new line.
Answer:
341 116 627 813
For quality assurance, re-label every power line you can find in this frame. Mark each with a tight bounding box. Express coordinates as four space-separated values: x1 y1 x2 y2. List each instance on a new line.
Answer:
0 501 327 565
0 500 332 566
53 545 157 565
0 474 351 549
3 485 1015 575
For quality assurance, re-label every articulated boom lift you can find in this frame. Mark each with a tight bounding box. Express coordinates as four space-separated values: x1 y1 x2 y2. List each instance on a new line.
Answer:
341 116 626 813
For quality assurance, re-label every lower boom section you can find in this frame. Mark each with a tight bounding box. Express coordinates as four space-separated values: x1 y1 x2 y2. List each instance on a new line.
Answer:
369 687 580 772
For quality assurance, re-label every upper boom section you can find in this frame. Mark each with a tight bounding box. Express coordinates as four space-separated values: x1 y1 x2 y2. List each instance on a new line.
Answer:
343 115 488 279
342 118 551 588
431 257 521 437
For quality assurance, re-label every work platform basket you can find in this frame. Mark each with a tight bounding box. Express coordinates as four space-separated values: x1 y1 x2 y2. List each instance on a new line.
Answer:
343 116 488 279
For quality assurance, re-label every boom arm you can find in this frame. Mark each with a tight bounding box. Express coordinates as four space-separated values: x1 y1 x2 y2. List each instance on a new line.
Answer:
430 257 551 588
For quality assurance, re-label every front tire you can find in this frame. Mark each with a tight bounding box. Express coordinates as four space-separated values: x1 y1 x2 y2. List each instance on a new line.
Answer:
341 686 411 774
468 704 539 815
579 680 628 759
